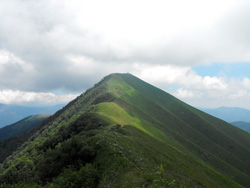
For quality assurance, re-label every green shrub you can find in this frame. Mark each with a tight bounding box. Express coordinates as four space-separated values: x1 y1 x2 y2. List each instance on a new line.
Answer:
36 136 96 183
52 164 99 188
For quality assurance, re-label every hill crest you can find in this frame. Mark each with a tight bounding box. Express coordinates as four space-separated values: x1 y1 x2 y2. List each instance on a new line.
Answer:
0 73 250 187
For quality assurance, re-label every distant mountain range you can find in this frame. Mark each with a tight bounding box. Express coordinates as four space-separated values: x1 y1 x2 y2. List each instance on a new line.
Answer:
231 121 250 133
0 114 51 163
0 103 65 128
0 114 51 141
199 106 250 123
1 73 250 187
199 107 250 133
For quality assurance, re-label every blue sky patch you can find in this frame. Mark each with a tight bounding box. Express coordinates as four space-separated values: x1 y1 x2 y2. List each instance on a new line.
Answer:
193 62 250 79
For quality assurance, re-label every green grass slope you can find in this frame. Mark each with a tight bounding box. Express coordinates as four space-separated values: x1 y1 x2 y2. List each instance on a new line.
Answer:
0 73 249 187
97 73 250 186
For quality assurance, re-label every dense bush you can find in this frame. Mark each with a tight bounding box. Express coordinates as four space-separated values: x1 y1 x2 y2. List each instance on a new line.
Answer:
36 136 96 183
52 164 99 188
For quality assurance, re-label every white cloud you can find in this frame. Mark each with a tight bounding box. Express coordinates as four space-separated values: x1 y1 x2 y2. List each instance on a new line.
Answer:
0 90 78 105
175 88 197 99
133 64 228 91
1 0 249 67
0 50 36 90
202 76 227 90
133 64 250 108
0 0 250 107
133 64 191 85
242 78 250 89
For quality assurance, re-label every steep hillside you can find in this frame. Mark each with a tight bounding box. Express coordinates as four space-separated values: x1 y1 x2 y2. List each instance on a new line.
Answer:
0 114 51 141
0 115 51 163
231 121 250 133
101 74 250 186
0 104 64 128
0 73 249 187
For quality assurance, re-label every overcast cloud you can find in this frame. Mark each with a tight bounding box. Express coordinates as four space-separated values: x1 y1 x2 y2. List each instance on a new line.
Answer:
0 0 250 107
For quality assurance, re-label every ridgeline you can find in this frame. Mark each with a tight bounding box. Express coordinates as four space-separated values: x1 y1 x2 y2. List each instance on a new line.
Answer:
1 73 250 187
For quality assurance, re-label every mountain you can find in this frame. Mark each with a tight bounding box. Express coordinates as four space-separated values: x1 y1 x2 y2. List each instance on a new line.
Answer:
200 107 250 132
1 73 250 187
0 104 65 128
200 106 250 123
231 121 250 133
0 114 51 142
0 115 51 163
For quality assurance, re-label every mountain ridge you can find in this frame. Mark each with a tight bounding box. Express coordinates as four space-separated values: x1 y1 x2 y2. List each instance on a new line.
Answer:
0 114 51 142
0 114 51 163
231 121 250 133
0 73 249 187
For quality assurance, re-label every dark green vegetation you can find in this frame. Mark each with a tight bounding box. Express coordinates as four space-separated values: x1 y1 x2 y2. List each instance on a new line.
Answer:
231 121 250 133
0 115 51 163
1 73 250 187
0 114 51 141
0 103 64 128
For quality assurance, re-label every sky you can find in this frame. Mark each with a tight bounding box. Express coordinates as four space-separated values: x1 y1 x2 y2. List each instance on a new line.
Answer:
0 0 250 108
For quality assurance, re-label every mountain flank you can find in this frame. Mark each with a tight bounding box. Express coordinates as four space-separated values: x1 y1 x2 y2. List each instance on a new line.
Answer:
0 114 51 163
0 73 250 187
0 114 51 141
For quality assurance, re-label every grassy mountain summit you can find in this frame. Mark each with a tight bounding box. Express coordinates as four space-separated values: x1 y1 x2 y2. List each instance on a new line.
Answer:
0 73 250 187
